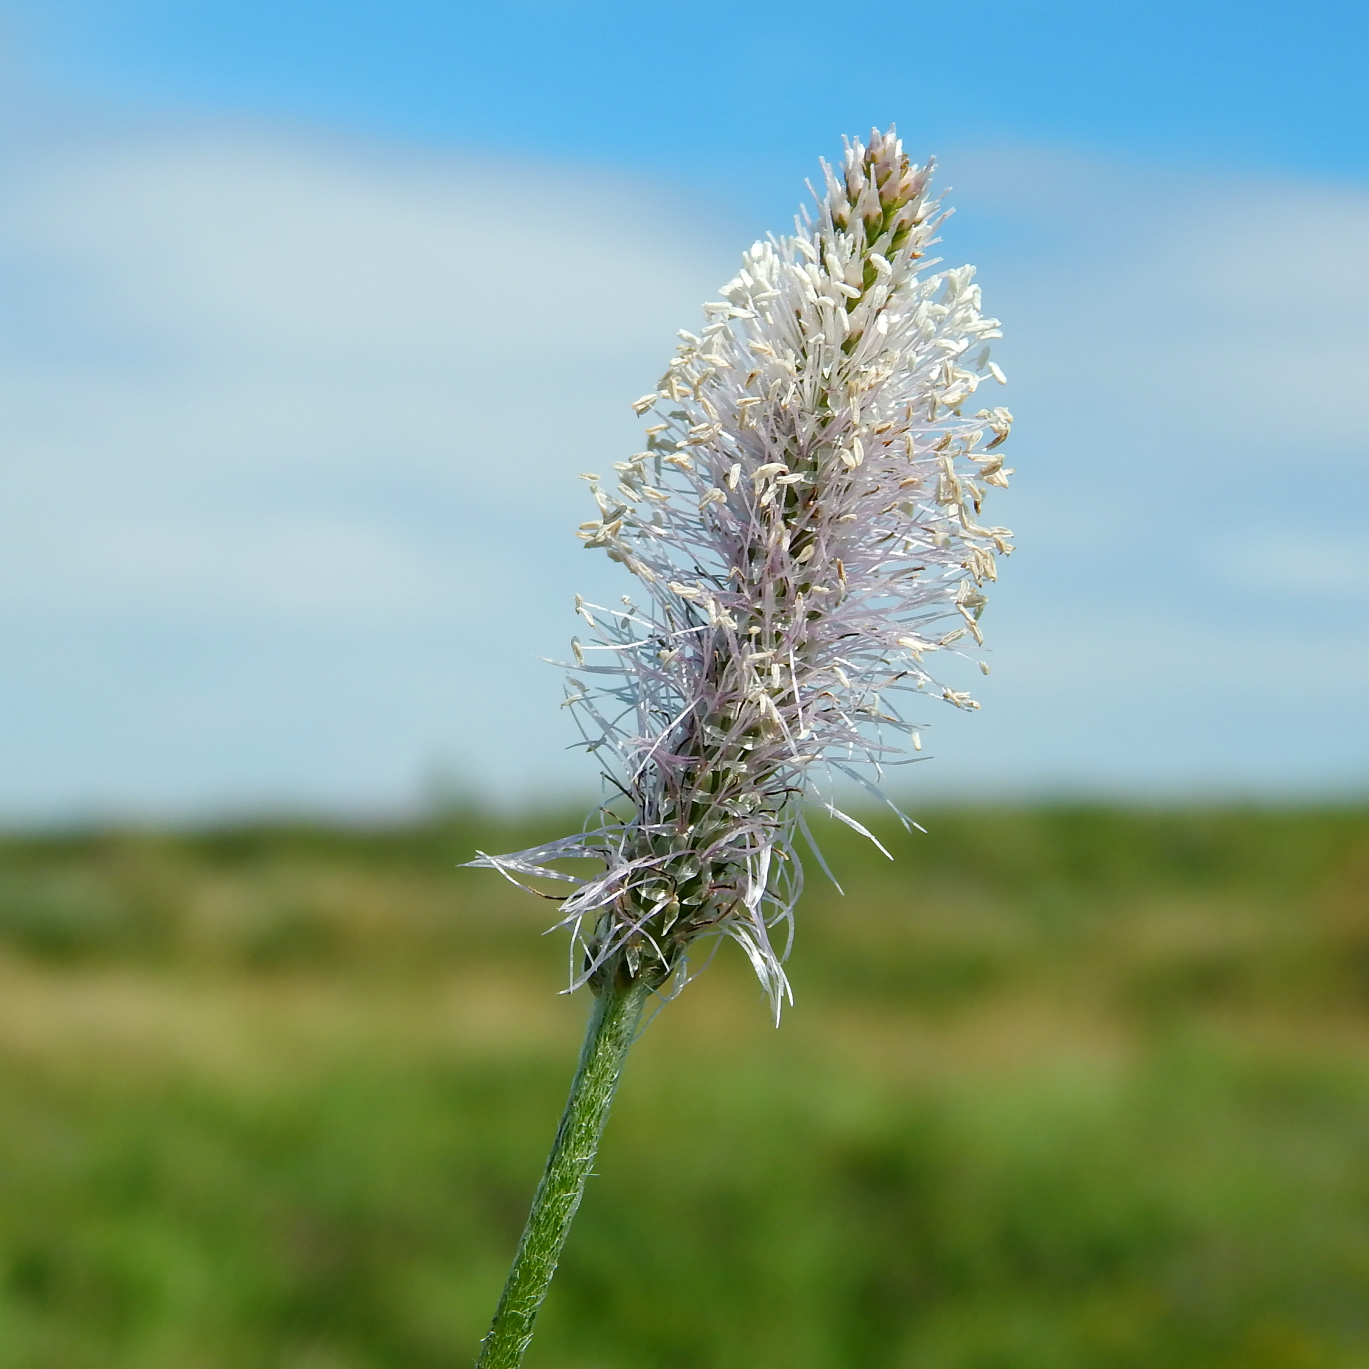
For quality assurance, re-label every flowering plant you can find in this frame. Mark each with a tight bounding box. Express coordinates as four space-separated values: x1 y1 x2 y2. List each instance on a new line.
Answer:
474 128 1013 1368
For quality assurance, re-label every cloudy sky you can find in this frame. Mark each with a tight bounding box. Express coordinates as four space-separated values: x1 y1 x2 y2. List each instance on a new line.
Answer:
0 0 1366 820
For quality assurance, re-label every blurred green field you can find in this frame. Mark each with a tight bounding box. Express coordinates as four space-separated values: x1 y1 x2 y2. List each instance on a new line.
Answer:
0 805 1366 1369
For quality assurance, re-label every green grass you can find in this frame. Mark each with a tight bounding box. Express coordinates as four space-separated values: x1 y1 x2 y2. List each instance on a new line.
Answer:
0 805 1365 1368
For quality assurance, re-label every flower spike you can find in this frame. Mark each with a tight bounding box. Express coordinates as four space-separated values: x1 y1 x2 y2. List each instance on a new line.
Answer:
473 128 1014 1017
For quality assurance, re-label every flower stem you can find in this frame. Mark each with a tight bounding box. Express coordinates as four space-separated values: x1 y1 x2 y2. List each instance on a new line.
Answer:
475 973 654 1369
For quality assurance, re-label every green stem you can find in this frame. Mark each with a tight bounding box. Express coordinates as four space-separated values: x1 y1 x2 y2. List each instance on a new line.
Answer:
475 974 654 1369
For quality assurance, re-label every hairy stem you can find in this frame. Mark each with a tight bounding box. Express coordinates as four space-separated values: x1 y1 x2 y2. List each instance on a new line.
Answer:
475 973 653 1369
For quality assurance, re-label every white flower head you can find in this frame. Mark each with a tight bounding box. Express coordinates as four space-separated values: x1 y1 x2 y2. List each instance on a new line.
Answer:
474 128 1015 1016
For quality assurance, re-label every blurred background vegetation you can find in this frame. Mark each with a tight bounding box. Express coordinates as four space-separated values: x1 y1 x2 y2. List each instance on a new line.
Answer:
0 805 1366 1368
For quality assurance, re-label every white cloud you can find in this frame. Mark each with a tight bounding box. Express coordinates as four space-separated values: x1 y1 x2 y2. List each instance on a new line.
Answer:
0 123 739 816
0 125 1365 818
912 145 1369 798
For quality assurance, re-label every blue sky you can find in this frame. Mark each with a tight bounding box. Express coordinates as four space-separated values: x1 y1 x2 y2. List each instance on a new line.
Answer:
0 1 1366 818
9 0 1368 190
